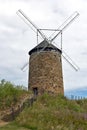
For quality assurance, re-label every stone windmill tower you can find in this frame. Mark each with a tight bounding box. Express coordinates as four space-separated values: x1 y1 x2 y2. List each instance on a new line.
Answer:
29 40 64 95
17 10 79 95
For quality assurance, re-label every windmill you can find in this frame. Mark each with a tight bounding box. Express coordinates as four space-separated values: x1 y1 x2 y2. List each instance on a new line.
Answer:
16 9 79 95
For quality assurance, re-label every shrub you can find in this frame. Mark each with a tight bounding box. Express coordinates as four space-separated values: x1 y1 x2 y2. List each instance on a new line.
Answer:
0 79 28 109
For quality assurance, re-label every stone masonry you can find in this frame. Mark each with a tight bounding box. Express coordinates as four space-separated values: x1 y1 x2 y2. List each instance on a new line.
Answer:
28 46 64 95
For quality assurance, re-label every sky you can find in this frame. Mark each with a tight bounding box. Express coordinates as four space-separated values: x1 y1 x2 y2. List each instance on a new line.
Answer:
0 0 87 96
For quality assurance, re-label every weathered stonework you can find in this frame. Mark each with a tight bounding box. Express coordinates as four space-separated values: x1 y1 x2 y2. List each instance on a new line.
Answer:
28 42 64 95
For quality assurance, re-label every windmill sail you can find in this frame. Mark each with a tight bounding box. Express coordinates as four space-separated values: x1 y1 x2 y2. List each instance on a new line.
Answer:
50 11 79 42
17 9 79 71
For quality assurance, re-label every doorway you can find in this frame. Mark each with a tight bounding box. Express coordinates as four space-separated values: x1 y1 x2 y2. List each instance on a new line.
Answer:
33 87 38 96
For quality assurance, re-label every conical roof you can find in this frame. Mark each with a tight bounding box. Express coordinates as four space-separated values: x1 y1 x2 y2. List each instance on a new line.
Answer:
29 40 61 55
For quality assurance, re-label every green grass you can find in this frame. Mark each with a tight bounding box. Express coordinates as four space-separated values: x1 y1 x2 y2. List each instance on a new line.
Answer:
15 93 87 130
0 122 30 130
0 79 29 110
0 80 87 130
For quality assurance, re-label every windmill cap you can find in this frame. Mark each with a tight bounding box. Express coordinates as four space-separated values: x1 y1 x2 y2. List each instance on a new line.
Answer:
29 40 62 55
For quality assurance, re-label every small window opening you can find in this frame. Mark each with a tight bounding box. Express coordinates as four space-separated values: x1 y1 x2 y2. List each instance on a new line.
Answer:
33 88 38 96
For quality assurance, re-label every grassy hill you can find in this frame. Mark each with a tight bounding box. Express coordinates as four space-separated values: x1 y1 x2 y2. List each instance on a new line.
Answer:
16 94 87 130
0 79 30 111
0 80 87 130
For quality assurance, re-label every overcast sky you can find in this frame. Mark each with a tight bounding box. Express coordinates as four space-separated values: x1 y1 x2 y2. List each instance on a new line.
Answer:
0 0 87 92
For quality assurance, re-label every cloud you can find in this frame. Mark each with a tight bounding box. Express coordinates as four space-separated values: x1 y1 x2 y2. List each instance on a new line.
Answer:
0 0 87 93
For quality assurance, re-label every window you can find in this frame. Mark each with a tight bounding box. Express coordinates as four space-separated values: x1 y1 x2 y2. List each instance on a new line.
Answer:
33 88 38 96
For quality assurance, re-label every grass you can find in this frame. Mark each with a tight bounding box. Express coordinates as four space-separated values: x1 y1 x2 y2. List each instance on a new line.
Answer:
16 93 87 130
0 122 30 130
0 80 87 130
0 79 29 110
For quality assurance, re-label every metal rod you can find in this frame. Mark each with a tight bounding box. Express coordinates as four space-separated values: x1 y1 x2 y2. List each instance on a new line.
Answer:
61 31 62 51
37 29 39 45
39 29 60 31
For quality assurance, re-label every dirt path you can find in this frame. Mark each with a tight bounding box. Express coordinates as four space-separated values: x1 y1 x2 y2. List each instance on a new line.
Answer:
0 120 9 127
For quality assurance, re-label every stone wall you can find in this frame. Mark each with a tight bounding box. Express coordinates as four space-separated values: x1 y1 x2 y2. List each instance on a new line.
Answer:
28 51 64 95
